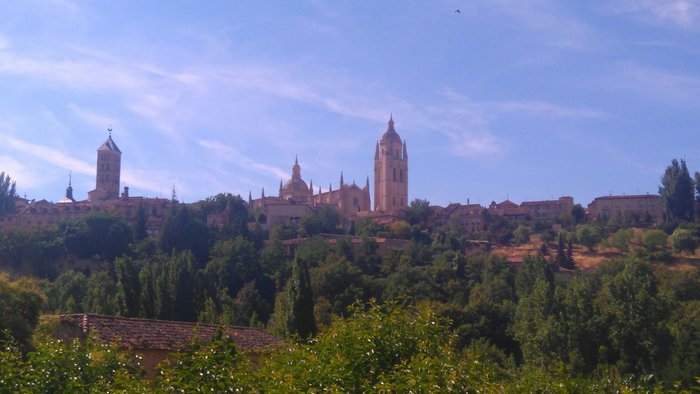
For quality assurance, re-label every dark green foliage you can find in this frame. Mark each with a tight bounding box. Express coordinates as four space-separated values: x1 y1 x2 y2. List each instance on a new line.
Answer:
0 172 16 213
404 198 431 226
133 204 148 241
300 205 341 236
571 203 586 224
286 257 316 340
599 258 671 373
116 257 141 317
660 158 695 222
61 212 133 260
200 193 249 238
45 270 88 313
0 227 64 278
0 274 45 351
159 203 209 264
484 214 516 245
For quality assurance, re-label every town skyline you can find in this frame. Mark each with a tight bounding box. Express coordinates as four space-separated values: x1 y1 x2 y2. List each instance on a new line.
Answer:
0 1 698 206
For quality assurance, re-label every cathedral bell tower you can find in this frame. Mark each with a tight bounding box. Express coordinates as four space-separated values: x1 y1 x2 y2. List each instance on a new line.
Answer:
374 115 408 212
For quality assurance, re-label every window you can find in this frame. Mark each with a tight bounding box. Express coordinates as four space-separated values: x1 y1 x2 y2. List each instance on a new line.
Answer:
393 196 396 206
400 169 403 182
393 168 396 181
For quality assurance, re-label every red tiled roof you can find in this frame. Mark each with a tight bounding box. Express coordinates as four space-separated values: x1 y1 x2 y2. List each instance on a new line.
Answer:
59 314 283 352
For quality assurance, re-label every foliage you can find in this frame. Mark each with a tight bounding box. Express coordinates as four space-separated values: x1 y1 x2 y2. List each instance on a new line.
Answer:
300 205 341 236
0 172 16 213
607 228 635 252
159 203 209 264
155 333 254 392
512 225 531 245
256 301 504 392
576 223 604 252
61 212 133 261
404 198 432 227
670 228 698 255
0 273 45 350
571 203 586 224
0 335 147 393
286 257 316 340
660 158 695 222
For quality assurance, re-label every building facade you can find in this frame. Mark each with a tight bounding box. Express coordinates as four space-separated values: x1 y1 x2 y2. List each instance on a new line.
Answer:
88 132 122 202
374 116 408 213
587 194 662 224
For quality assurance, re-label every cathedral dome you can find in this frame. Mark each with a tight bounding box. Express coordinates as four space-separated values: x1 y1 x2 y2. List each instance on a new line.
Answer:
381 115 402 144
280 157 310 201
282 178 309 197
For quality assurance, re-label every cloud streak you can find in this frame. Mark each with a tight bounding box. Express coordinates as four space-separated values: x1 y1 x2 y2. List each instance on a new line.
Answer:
197 139 288 180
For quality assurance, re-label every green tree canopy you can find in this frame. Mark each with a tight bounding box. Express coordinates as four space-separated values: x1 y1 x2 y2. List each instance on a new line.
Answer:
0 172 17 213
659 158 695 222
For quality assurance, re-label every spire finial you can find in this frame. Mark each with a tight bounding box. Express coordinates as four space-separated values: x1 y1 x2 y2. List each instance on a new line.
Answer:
68 171 72 187
108 125 112 137
295 154 298 165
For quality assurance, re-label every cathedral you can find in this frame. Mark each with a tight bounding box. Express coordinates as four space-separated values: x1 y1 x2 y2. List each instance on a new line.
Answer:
250 116 408 228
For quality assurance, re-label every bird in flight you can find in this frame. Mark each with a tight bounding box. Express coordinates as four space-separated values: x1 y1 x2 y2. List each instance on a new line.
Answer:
454 9 461 14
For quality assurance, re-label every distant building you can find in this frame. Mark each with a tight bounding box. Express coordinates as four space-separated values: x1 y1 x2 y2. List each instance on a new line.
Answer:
587 194 662 224
374 115 408 213
88 132 122 202
429 203 485 235
0 131 170 235
251 116 405 228
520 196 574 222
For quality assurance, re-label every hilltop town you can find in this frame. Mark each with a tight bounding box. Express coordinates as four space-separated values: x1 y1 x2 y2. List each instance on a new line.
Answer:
0 116 667 239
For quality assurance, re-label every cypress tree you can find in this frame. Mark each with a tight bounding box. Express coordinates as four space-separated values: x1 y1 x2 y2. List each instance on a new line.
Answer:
286 257 316 340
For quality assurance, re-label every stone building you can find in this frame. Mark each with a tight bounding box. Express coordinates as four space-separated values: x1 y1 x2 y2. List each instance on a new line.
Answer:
429 203 485 236
88 131 121 202
0 132 169 235
587 194 662 224
374 116 408 213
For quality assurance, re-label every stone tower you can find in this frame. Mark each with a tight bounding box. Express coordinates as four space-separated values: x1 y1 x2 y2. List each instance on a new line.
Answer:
88 130 121 202
374 115 408 212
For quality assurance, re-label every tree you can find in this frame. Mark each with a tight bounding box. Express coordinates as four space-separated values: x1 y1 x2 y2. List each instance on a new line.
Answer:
513 225 531 245
609 228 635 253
643 229 669 253
576 224 603 252
115 257 141 317
571 204 586 224
659 158 695 222
159 203 210 264
404 198 431 227
0 273 45 351
0 172 17 213
670 228 698 256
286 257 316 340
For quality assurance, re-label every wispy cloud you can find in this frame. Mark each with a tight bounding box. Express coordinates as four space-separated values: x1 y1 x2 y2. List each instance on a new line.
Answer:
613 0 700 29
4 135 94 175
492 101 606 118
487 0 597 50
197 139 288 180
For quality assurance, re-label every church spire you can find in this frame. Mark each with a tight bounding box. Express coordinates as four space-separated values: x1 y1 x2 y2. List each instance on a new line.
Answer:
292 156 301 179
375 141 380 160
387 114 395 132
261 187 265 198
365 176 370 190
340 171 344 187
279 179 283 196
403 140 408 160
248 190 252 205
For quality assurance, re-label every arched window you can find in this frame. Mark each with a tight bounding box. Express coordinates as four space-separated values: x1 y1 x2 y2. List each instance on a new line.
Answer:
393 168 396 181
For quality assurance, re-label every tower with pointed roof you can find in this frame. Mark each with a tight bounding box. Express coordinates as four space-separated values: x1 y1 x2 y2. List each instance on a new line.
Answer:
88 130 122 202
374 115 408 212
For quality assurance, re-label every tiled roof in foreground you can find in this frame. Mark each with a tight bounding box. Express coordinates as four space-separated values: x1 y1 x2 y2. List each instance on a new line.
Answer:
59 314 283 352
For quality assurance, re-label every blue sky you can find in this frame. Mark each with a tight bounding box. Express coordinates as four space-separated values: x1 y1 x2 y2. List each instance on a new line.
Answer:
0 1 698 208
